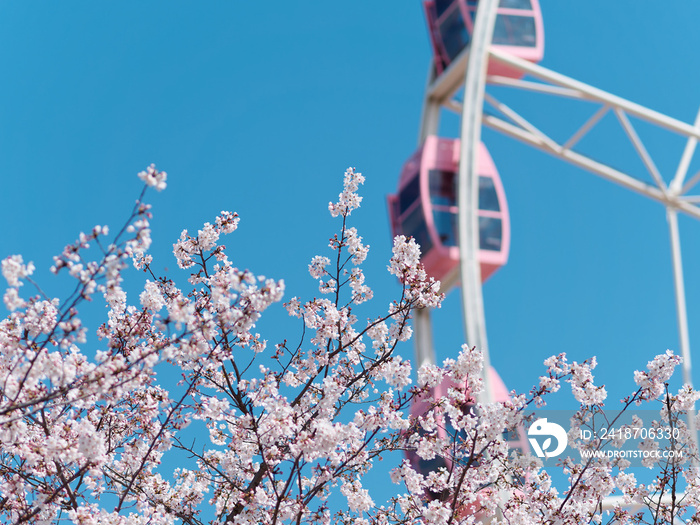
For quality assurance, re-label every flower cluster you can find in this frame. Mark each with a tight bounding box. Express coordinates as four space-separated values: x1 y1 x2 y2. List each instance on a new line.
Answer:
0 165 696 525
634 350 682 401
328 167 364 217
137 163 167 191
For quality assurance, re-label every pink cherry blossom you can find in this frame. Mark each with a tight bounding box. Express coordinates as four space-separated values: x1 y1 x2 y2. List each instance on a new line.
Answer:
0 166 696 525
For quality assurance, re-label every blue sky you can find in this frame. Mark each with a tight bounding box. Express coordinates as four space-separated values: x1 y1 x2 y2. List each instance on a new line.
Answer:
2 0 700 496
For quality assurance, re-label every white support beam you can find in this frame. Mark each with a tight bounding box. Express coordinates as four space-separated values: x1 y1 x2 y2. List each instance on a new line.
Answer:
487 75 584 99
457 0 499 407
488 49 700 140
681 168 700 195
426 47 471 104
667 209 699 465
414 308 437 368
418 60 441 144
482 114 700 220
614 108 667 193
672 106 700 193
462 95 700 213
484 92 560 153
414 61 441 370
562 105 609 151
445 98 463 116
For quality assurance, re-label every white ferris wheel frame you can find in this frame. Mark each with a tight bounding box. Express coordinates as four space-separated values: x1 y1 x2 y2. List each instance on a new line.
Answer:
412 0 699 517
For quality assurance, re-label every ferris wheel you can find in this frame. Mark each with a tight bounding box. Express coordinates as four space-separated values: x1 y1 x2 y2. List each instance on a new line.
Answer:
389 0 700 517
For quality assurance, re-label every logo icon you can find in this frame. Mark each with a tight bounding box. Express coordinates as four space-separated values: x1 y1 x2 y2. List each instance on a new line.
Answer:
528 418 568 458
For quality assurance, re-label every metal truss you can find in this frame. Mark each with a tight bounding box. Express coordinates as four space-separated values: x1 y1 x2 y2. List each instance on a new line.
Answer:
429 48 700 219
422 30 700 406
414 3 700 515
409 2 700 520
426 46 700 454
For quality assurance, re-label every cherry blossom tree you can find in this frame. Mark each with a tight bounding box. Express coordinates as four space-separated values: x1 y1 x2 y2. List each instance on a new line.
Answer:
0 165 698 524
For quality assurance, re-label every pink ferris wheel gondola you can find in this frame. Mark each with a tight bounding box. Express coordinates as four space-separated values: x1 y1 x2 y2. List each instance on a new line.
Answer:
424 0 544 79
406 368 529 505
387 135 510 284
